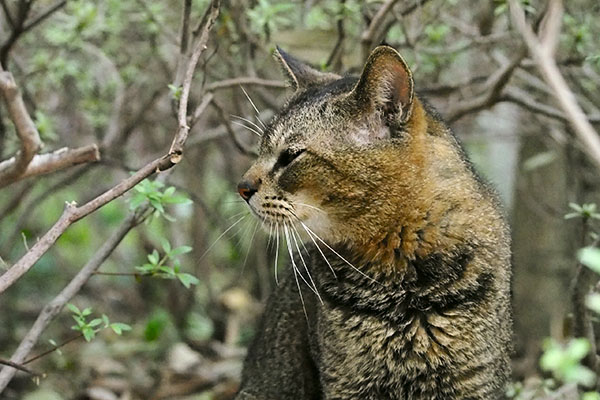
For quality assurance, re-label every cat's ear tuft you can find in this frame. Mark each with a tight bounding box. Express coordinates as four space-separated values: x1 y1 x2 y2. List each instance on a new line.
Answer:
274 46 340 91
350 46 414 124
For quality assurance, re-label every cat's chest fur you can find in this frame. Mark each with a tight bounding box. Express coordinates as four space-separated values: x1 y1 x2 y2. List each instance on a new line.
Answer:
303 247 506 399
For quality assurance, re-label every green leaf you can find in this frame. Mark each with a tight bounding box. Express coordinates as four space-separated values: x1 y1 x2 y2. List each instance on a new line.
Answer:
579 247 600 274
66 303 80 315
177 273 199 289
162 195 192 205
161 238 171 254
148 250 159 265
81 307 92 316
586 293 600 314
170 245 192 256
110 322 132 335
88 318 103 328
82 327 95 342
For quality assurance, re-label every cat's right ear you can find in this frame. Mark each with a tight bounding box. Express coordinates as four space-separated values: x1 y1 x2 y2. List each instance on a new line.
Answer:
274 46 340 91
349 46 414 125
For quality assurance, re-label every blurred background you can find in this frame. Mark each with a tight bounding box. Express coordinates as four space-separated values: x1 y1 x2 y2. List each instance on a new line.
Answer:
0 0 600 398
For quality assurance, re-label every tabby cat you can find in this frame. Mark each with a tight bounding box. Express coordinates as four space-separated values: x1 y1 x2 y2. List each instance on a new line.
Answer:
234 45 512 400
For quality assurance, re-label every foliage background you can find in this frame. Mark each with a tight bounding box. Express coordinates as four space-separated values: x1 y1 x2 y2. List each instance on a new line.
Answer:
0 0 600 398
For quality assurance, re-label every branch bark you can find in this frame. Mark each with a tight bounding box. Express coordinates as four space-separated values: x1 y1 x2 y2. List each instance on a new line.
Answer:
509 0 600 169
0 144 100 188
0 66 42 186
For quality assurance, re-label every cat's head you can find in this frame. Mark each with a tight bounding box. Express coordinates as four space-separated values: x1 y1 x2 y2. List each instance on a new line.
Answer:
237 46 458 248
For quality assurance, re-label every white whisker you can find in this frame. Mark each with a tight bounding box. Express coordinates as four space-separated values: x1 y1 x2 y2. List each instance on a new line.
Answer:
298 221 337 278
274 223 280 285
295 202 325 213
240 86 267 129
299 220 379 284
242 219 261 272
199 215 247 261
231 114 264 133
231 120 263 137
290 222 323 305
284 222 320 298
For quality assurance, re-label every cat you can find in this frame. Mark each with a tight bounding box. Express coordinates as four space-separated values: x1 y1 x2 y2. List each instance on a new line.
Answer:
234 45 512 400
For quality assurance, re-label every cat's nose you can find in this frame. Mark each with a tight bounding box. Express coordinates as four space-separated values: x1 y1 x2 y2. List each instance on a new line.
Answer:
237 179 260 201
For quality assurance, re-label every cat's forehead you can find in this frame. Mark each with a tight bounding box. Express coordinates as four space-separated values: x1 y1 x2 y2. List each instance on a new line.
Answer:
260 77 357 154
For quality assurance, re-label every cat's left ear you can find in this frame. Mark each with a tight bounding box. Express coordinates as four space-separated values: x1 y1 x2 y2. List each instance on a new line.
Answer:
274 46 340 91
349 46 414 125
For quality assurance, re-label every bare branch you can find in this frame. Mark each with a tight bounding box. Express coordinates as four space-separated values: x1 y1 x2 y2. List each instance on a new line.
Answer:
0 0 14 28
212 99 258 157
445 51 525 122
0 359 42 377
0 145 100 188
180 0 192 55
509 0 600 169
0 67 42 186
0 154 172 294
0 0 221 295
361 0 399 46
170 0 221 156
21 1 66 33
0 212 144 391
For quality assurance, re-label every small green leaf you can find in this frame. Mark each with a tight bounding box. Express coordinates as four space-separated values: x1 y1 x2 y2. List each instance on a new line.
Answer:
523 151 556 171
587 293 600 314
66 303 80 315
177 273 199 289
579 247 600 274
81 307 92 316
82 327 95 342
161 238 171 254
170 246 193 256
148 250 159 265
88 318 103 327
109 322 132 335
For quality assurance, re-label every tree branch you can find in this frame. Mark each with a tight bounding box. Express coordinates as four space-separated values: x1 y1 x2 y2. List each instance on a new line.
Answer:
0 66 42 186
445 50 525 122
0 212 144 392
21 1 66 33
509 0 600 169
0 144 100 188
0 0 221 295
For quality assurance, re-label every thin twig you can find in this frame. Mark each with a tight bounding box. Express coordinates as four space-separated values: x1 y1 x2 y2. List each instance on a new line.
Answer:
23 333 83 365
0 0 14 28
21 1 66 33
445 50 526 122
0 359 42 377
171 0 221 156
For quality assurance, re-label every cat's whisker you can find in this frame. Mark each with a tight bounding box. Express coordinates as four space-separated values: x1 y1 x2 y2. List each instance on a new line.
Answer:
284 222 309 321
298 219 380 285
231 114 264 134
274 222 280 286
198 214 247 261
241 219 261 272
266 221 274 250
240 86 267 129
297 220 337 279
283 222 321 299
289 221 323 305
294 202 325 213
231 120 263 137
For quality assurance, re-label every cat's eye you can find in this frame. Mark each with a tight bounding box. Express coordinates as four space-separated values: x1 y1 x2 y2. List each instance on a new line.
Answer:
275 148 305 169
